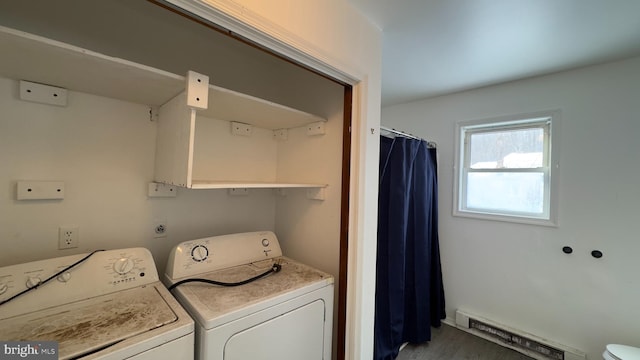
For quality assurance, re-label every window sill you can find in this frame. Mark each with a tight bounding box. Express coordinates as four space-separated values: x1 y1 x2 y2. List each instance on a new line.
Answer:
453 209 558 227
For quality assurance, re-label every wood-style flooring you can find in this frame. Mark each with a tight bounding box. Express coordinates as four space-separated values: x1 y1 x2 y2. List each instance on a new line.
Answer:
396 323 534 360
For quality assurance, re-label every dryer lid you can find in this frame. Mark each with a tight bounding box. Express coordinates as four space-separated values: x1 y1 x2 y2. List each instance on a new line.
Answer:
606 344 640 360
174 257 333 329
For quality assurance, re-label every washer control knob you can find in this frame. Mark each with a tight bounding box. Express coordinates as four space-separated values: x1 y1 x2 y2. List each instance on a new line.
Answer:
57 272 71 283
113 258 135 275
0 283 8 295
26 276 41 288
191 245 209 262
261 238 270 247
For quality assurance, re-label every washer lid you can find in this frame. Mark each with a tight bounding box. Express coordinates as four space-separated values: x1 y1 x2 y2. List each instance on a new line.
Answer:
0 285 178 360
607 344 640 360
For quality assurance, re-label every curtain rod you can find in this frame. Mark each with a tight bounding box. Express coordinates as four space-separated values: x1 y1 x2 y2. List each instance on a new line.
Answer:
380 126 437 149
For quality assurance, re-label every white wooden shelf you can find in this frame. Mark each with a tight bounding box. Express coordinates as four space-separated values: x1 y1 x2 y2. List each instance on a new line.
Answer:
0 26 326 193
0 25 325 130
203 85 324 130
0 25 327 192
190 181 326 189
154 91 327 190
0 26 185 106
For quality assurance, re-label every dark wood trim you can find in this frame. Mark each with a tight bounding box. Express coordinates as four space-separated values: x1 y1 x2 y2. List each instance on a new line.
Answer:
337 85 353 360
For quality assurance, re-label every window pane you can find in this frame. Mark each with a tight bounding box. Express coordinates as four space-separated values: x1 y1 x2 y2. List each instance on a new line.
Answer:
466 172 544 214
469 128 544 169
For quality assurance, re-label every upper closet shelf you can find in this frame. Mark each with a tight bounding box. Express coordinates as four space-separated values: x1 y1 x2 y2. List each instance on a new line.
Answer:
0 26 184 106
0 25 325 129
190 181 326 189
202 85 324 130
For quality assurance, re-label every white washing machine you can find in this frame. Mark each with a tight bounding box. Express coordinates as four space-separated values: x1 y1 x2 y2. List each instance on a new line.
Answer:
0 248 194 360
164 231 334 360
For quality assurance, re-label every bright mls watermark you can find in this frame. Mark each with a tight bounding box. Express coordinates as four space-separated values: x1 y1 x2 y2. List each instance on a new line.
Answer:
1 341 58 359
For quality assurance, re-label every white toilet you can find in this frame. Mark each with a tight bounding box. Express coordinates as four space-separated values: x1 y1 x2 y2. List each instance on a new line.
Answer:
604 344 640 360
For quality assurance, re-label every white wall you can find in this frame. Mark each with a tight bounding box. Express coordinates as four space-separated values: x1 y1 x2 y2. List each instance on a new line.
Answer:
0 77 276 276
275 78 344 277
381 56 640 360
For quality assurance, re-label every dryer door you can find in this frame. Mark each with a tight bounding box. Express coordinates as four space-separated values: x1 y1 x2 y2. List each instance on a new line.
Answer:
224 299 326 360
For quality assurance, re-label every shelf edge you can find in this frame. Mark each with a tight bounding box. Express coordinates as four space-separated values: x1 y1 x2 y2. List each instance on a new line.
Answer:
189 182 327 189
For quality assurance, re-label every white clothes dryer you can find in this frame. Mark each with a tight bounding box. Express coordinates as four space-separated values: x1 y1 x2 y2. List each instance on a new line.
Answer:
0 248 194 360
164 231 334 360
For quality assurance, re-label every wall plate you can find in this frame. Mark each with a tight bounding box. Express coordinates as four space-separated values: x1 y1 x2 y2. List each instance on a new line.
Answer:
273 129 288 141
148 182 177 198
231 122 253 137
17 181 64 200
306 187 326 200
19 80 68 107
228 188 250 196
185 70 209 109
306 121 325 136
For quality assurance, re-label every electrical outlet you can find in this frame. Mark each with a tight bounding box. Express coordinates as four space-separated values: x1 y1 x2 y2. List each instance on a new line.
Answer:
153 220 167 238
58 226 79 249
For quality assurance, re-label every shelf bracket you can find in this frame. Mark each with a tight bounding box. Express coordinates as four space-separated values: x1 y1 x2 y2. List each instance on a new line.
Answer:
149 107 159 122
306 121 326 136
16 181 64 200
231 122 253 137
148 182 177 198
19 80 68 107
306 187 326 201
273 129 288 141
228 188 250 196
185 70 209 110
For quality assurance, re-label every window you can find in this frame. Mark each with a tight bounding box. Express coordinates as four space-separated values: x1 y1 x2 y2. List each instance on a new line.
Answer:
454 111 559 226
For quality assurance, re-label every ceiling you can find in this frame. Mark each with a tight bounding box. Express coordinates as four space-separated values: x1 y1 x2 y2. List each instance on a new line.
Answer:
347 0 640 107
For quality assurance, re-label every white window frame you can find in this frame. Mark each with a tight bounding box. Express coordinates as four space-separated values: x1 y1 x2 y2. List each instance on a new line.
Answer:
453 110 560 226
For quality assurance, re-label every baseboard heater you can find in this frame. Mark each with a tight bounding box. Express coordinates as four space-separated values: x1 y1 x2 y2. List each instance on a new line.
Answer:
455 310 586 360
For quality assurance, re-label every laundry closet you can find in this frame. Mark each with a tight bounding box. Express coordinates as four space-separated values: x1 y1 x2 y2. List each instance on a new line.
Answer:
0 0 348 357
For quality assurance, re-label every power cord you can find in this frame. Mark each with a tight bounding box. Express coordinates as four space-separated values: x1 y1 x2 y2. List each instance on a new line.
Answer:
168 262 282 291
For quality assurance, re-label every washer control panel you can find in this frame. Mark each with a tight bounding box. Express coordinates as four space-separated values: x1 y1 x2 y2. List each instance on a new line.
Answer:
165 231 283 280
0 248 159 319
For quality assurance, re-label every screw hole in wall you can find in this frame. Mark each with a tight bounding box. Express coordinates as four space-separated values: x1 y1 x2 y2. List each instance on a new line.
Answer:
591 250 603 259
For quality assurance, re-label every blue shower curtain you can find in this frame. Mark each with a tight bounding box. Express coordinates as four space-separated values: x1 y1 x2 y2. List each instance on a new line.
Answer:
374 136 446 360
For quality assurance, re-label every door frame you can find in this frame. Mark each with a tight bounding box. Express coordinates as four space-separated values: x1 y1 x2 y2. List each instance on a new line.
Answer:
157 1 376 359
